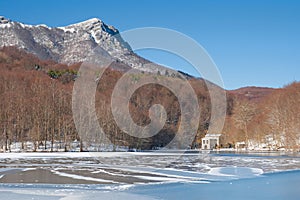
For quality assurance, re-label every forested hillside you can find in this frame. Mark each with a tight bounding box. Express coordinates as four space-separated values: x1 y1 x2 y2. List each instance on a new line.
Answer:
0 47 299 152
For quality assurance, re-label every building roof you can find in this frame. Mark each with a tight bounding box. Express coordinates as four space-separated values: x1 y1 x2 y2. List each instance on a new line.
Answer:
203 134 222 138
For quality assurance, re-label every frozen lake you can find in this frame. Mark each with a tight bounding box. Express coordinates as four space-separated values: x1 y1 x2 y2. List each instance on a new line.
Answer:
0 151 299 199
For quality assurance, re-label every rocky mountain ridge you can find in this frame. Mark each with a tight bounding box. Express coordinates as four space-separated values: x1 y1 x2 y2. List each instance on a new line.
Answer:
0 16 166 74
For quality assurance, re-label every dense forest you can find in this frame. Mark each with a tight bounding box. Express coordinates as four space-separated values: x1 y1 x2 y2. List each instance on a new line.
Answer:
0 47 299 152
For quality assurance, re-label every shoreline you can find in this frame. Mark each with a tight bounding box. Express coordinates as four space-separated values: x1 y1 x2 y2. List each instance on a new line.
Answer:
0 149 299 155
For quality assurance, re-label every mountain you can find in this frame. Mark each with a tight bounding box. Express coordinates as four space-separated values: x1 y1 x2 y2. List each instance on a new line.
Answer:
0 16 167 74
228 86 276 102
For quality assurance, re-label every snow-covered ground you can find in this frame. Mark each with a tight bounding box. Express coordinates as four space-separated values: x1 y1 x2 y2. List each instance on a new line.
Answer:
0 151 299 199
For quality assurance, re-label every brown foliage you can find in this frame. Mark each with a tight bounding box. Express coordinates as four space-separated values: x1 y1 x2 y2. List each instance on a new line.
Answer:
0 47 215 151
1 47 299 151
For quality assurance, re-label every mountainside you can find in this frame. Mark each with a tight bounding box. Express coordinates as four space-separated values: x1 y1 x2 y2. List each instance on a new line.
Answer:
228 86 276 102
0 16 166 74
0 46 212 151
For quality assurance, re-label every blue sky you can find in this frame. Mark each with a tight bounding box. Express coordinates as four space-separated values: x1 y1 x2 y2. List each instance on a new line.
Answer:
0 0 299 89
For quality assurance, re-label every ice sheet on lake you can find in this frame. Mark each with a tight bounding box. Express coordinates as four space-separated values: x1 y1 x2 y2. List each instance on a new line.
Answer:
0 151 299 199
0 169 300 200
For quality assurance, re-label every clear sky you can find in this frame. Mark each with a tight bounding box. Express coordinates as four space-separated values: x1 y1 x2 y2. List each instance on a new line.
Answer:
0 0 299 89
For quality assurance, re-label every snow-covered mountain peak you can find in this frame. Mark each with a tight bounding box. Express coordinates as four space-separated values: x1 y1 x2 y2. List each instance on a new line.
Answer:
80 17 102 24
0 16 169 74
61 18 119 36
63 18 102 29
